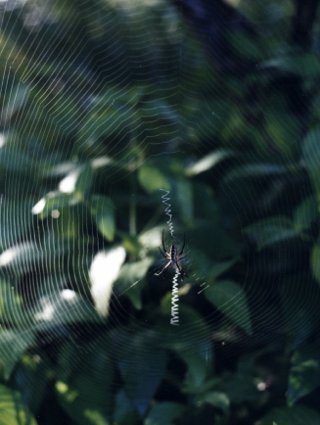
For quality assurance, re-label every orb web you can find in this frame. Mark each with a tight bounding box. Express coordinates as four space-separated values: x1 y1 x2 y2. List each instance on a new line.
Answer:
0 0 318 421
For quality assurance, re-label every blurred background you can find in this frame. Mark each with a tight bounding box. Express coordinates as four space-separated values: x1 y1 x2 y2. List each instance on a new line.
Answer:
0 0 320 424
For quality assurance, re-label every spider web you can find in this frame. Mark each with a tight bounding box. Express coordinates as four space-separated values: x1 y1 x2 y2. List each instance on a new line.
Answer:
0 0 318 421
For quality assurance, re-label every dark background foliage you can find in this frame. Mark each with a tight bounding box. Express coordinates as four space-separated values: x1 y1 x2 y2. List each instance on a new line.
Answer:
0 0 320 424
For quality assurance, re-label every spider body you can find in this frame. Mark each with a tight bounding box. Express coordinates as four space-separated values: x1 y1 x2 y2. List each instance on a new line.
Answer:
154 231 186 276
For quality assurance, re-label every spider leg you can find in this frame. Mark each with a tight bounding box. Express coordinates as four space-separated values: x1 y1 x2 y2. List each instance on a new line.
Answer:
154 260 172 276
174 261 184 276
179 234 186 255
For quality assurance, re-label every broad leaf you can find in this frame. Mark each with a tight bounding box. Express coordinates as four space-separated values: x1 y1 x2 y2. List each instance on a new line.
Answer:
56 339 115 425
115 257 154 309
0 198 33 251
115 330 167 415
138 164 170 193
311 243 320 285
89 247 126 317
161 307 213 389
205 280 252 335
260 406 320 425
288 341 320 404
32 191 75 219
0 384 38 425
144 402 184 425
0 330 34 380
90 195 115 241
174 178 193 224
33 290 102 332
293 196 317 232
303 127 320 200
195 391 230 414
186 150 230 176
244 216 298 250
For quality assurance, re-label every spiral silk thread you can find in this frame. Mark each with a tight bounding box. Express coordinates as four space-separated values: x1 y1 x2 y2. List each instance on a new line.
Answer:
170 270 180 326
160 189 174 237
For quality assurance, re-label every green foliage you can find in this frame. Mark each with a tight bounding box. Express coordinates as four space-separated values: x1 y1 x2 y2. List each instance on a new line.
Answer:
260 406 320 425
0 384 38 425
56 339 115 425
205 280 252 335
288 341 320 405
0 0 320 424
90 195 115 241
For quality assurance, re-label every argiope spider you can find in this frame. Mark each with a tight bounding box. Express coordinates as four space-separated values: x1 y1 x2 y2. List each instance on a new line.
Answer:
154 231 186 276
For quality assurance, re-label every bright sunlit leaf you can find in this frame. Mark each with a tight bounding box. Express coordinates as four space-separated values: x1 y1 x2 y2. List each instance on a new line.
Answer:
89 247 126 317
186 150 230 176
0 384 38 424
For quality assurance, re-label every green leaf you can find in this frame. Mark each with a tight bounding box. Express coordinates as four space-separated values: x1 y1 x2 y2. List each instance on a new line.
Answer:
209 258 238 281
89 247 126 317
303 127 320 202
33 291 102 332
293 196 317 232
138 164 170 193
0 197 33 251
75 165 94 196
144 402 184 425
0 280 26 327
244 216 298 250
58 164 93 198
90 195 115 241
115 330 167 415
205 280 252 335
260 406 320 425
0 384 38 425
288 341 320 405
174 178 193 225
216 369 258 404
223 163 289 183
115 257 154 310
311 244 320 285
161 307 213 389
279 275 320 350
228 32 264 60
113 391 139 425
195 391 230 414
265 106 300 158
264 52 320 78
32 191 75 219
2 84 29 120
14 354 49 413
186 150 230 176
0 330 34 380
56 339 115 425
0 241 50 277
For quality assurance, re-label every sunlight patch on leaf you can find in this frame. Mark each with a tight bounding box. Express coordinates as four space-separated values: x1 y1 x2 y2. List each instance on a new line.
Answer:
186 150 230 176
89 247 126 317
0 384 38 424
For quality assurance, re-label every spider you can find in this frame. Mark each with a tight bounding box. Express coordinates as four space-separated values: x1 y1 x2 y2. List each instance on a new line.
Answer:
154 231 186 276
